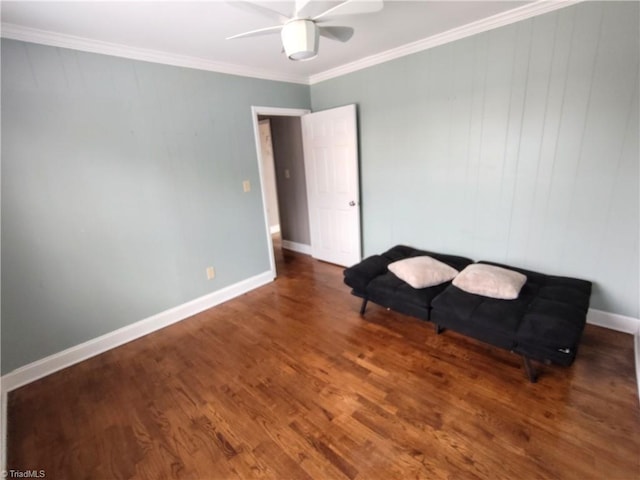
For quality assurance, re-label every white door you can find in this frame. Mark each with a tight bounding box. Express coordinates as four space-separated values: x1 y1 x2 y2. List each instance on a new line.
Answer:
302 104 361 267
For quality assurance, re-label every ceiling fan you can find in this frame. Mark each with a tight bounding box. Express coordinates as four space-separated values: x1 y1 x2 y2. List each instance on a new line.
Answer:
226 0 384 61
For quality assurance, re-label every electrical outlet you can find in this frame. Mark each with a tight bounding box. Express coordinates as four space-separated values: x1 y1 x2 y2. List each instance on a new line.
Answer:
285 169 290 179
242 180 251 192
206 266 215 280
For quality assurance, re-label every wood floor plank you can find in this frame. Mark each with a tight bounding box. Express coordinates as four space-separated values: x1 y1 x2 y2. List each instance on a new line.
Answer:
6 239 640 479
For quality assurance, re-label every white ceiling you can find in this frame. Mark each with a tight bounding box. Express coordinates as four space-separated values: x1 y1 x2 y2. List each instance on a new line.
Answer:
1 1 575 84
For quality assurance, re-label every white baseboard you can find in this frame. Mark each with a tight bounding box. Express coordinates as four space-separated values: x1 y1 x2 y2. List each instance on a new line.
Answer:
635 333 640 404
0 270 274 394
281 240 311 255
586 308 640 404
1 390 7 474
586 308 640 335
270 225 280 234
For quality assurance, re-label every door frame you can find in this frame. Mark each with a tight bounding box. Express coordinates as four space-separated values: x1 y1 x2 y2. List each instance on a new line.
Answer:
251 106 310 278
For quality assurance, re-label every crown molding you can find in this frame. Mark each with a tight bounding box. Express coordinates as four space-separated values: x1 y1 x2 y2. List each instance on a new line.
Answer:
1 1 582 87
308 0 582 85
0 23 310 85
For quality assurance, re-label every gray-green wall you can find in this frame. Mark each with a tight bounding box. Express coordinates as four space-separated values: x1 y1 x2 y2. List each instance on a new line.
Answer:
311 1 639 318
1 39 310 374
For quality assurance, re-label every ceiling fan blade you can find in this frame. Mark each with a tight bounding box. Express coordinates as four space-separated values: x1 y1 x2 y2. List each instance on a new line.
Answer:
227 1 290 24
226 24 283 40
294 0 315 18
318 26 354 43
313 0 383 22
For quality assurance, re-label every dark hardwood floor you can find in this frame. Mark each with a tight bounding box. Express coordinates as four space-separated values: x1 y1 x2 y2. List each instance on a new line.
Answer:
7 242 640 479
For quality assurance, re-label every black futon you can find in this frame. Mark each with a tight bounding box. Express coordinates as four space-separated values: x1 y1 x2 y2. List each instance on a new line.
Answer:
343 245 592 382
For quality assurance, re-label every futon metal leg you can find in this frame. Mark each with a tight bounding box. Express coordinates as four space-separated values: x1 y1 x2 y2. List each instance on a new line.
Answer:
435 324 444 335
522 356 538 383
359 298 369 315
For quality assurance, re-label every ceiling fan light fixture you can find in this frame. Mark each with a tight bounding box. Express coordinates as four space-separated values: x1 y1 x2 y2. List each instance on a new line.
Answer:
281 19 319 61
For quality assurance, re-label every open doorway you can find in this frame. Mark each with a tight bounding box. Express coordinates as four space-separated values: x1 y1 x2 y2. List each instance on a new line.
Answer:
252 105 362 278
251 107 312 278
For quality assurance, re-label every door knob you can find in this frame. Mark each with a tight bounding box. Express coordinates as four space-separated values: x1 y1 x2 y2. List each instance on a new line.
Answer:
349 201 356 206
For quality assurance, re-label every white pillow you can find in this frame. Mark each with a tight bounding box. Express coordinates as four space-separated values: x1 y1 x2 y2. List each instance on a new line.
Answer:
388 256 459 289
452 264 527 300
